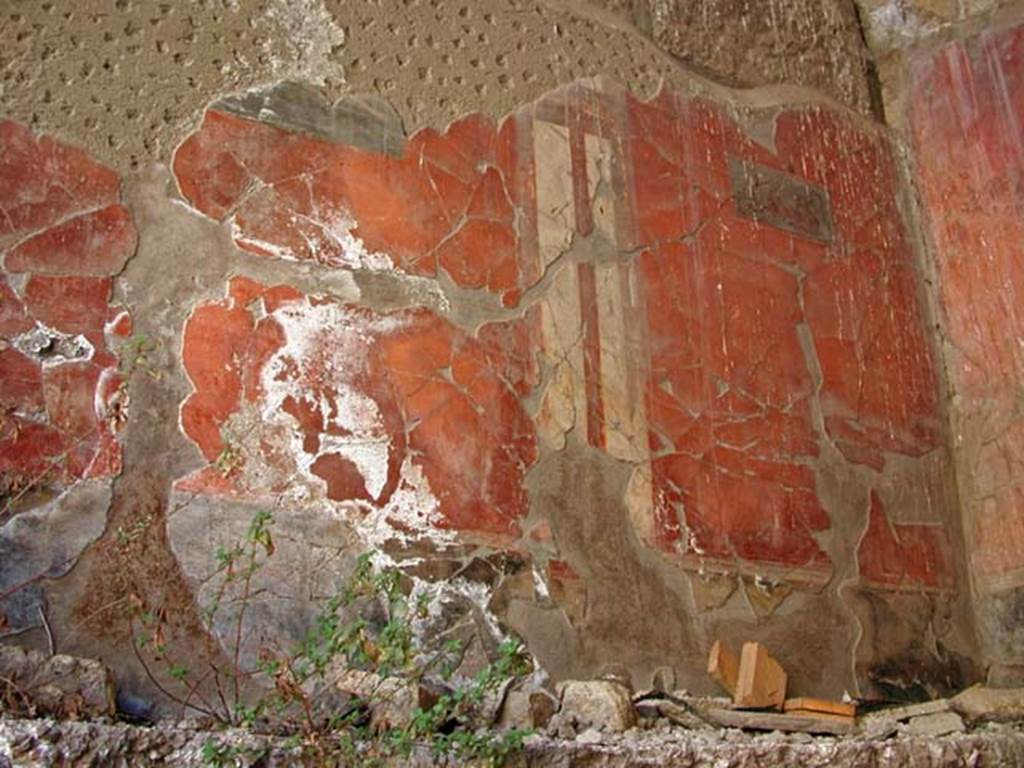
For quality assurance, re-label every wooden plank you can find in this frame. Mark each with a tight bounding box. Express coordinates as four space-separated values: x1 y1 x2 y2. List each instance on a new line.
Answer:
707 640 739 696
706 708 855 735
734 642 786 710
784 697 856 717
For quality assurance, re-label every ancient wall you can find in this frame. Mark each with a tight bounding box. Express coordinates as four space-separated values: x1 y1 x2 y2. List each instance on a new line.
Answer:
903 16 1024 683
602 0 880 116
0 0 878 175
0 0 993 712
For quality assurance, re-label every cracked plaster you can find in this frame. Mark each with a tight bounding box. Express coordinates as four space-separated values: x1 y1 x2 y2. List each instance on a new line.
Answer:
1 0 1014 710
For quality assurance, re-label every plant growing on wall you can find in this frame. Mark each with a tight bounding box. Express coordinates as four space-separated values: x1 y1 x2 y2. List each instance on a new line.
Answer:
131 510 532 766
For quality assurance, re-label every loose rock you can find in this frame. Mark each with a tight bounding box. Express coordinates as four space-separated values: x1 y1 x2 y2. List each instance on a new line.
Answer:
0 645 115 719
500 686 559 730
952 685 1024 723
558 680 636 732
330 668 438 731
905 710 965 737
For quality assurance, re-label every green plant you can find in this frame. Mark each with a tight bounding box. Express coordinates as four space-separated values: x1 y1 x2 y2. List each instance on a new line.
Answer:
199 739 269 768
117 332 162 381
214 436 243 478
131 509 276 726
132 512 533 767
115 512 155 550
199 739 241 768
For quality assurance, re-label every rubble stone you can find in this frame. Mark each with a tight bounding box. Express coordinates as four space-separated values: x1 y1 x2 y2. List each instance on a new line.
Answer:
558 680 636 733
905 710 965 737
0 645 115 719
499 687 559 730
952 685 1024 723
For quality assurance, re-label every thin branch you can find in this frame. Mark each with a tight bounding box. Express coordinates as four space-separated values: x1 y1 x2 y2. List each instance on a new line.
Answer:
129 618 220 721
0 556 76 603
38 606 54 657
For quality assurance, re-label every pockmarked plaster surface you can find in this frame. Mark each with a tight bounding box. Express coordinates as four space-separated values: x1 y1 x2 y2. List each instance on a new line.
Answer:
0 0 880 176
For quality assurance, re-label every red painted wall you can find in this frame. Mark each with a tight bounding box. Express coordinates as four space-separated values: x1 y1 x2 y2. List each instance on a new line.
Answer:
910 22 1024 663
172 81 952 593
0 122 134 496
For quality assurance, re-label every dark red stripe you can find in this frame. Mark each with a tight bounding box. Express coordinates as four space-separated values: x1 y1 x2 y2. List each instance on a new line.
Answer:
577 261 605 449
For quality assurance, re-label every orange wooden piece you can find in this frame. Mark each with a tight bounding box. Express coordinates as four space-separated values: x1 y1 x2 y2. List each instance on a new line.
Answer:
707 639 740 696
734 641 787 709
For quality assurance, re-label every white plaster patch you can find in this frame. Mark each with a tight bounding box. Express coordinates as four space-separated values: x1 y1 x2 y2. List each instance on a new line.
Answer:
264 0 346 85
94 367 120 422
232 206 395 273
317 209 395 272
256 298 451 545
261 301 394 490
13 324 95 368
532 566 551 600
357 456 453 548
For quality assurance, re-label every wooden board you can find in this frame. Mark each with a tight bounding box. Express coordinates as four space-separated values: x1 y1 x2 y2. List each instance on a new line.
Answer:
706 708 856 735
734 642 786 709
707 640 739 696
784 697 856 717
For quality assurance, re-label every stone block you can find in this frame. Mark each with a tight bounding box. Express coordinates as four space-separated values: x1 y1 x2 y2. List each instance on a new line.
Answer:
952 685 1024 723
905 710 965 737
558 680 636 732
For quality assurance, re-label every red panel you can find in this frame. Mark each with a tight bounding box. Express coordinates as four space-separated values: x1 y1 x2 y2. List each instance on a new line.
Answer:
170 82 949 583
858 491 953 590
6 205 137 276
910 25 1024 582
177 279 538 540
0 122 130 488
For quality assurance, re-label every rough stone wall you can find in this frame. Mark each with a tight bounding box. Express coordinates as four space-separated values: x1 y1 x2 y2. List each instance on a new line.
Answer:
901 17 1024 683
854 0 1024 118
626 0 880 117
0 0 993 712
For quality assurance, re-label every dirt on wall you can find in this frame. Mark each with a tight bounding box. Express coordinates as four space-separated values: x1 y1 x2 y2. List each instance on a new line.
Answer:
0 0 878 175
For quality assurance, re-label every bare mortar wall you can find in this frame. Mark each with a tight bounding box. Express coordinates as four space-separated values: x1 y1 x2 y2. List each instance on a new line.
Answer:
594 0 881 117
0 0 994 712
